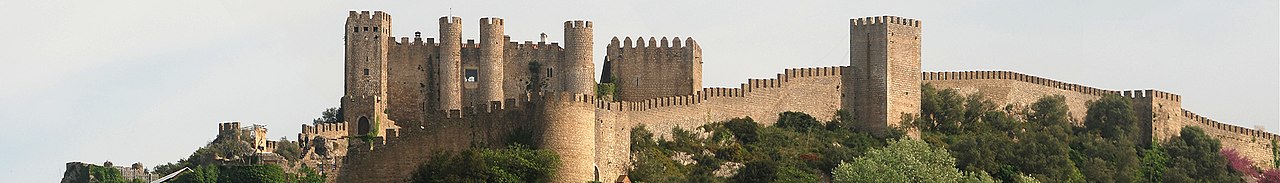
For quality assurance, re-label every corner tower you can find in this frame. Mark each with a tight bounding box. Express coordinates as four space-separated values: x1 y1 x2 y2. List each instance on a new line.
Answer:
343 11 395 137
479 17 505 105
844 16 922 137
439 16 464 113
562 20 594 94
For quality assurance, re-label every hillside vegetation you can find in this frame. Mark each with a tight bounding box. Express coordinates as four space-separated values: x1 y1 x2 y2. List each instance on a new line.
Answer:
627 84 1273 183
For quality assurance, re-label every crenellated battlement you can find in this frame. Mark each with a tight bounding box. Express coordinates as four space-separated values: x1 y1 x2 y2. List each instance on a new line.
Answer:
541 92 596 104
1182 109 1280 142
439 16 463 24
348 11 391 21
1120 89 1182 102
923 71 1122 97
610 36 699 49
218 121 242 133
564 20 592 29
593 66 842 112
850 15 920 27
302 122 349 135
480 17 504 25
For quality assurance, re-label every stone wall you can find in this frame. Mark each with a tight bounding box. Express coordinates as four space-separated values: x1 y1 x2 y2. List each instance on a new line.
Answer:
606 36 702 101
337 104 535 183
386 35 433 126
922 70 1277 167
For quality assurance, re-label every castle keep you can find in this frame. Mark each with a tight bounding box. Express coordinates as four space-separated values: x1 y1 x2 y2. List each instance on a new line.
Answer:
292 11 1279 183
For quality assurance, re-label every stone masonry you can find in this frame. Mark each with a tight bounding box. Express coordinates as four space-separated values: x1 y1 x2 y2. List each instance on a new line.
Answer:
297 11 1278 183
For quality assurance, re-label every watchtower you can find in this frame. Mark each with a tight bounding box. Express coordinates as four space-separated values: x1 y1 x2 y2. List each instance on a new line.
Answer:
439 16 464 113
343 11 395 137
479 17 506 106
844 15 922 137
562 20 594 94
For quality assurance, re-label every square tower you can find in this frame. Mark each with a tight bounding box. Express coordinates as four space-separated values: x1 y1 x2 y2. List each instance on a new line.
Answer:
343 11 396 137
844 16 922 137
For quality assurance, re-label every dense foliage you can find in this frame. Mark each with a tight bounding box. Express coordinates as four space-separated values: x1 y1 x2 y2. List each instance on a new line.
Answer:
913 84 1244 183
629 112 901 182
312 107 343 124
411 145 560 183
832 139 997 182
169 164 302 183
88 164 147 183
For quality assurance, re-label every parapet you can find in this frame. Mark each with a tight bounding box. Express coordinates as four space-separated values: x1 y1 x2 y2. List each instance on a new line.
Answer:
1181 109 1280 142
921 70 1184 103
439 16 463 25
348 10 390 21
610 36 698 49
301 122 349 135
850 15 920 27
601 66 842 112
480 17 504 26
1119 89 1182 102
219 121 242 133
564 20 592 29
923 71 1121 97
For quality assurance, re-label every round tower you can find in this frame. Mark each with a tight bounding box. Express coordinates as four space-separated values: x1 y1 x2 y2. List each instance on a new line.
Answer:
539 93 596 183
479 17 505 105
438 16 463 112
562 20 594 94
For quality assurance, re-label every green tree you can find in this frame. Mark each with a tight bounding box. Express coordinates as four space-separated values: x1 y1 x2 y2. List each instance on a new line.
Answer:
217 164 286 183
290 165 326 183
88 165 126 183
832 139 994 183
1015 95 1084 182
723 117 760 144
1161 126 1242 182
312 107 343 125
1082 94 1139 141
732 160 777 183
1139 143 1169 183
412 145 560 183
273 138 302 162
170 165 219 183
776 111 822 133
916 84 967 134
1070 94 1141 182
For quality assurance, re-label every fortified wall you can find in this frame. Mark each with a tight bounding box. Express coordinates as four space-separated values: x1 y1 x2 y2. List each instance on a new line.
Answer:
301 11 1277 183
923 71 1279 166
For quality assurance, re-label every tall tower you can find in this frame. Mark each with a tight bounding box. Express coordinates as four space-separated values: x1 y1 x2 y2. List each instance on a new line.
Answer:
343 11 394 136
439 16 463 113
479 17 505 105
844 15 922 137
562 20 594 94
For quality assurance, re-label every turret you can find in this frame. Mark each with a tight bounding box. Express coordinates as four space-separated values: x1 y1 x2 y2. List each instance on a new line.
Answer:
439 16 464 113
539 93 597 183
562 20 594 94
479 17 505 106
844 15 922 138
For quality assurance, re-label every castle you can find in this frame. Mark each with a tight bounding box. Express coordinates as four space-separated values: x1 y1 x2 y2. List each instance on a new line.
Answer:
286 11 1278 183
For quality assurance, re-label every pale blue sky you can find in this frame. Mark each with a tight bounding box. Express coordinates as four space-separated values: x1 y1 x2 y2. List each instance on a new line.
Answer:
1 0 1275 182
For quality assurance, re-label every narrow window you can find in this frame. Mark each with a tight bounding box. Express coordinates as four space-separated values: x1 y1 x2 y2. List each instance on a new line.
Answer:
364 69 370 76
354 27 359 32
363 27 369 31
547 68 553 78
374 27 379 32
464 69 478 82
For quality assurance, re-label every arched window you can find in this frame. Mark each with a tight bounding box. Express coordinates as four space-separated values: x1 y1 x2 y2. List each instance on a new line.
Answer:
357 116 371 135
